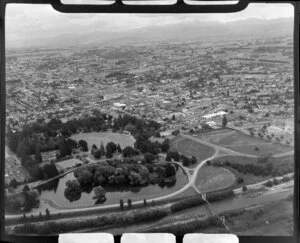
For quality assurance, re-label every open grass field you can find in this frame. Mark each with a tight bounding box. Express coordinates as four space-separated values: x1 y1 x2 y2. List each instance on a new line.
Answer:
71 132 135 150
211 155 294 185
195 129 292 156
213 155 294 169
195 165 236 193
171 137 216 166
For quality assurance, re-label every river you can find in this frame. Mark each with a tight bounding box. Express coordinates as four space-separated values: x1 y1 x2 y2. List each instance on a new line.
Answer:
94 181 294 234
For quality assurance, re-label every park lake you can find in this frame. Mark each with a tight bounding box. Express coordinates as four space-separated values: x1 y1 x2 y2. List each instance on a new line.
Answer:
38 166 188 209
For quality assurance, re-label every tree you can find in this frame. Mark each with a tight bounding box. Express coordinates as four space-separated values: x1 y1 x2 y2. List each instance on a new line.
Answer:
166 152 172 162
120 199 124 210
42 162 59 179
161 139 170 153
182 156 191 166
144 152 155 163
191 156 197 164
75 169 94 189
105 148 113 158
22 184 30 193
78 140 88 152
172 114 176 121
124 124 136 135
91 144 98 155
9 178 18 189
34 146 43 164
144 199 147 207
165 164 176 177
127 199 132 209
99 142 106 156
237 177 244 184
117 144 122 153
122 146 139 157
222 115 228 127
94 149 101 159
173 151 180 162
93 186 106 204
45 208 50 219
172 130 180 136
106 142 118 154
58 138 71 158
64 180 82 202
129 172 142 185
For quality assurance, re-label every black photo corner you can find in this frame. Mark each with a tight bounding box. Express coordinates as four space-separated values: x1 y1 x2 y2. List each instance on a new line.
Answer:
0 0 299 243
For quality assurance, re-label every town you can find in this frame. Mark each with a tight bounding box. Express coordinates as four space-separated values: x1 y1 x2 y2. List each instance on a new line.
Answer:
4 35 294 236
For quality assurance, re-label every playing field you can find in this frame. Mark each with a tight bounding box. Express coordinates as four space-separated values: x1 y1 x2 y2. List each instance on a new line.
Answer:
71 132 135 150
195 129 292 156
195 165 236 193
171 136 216 166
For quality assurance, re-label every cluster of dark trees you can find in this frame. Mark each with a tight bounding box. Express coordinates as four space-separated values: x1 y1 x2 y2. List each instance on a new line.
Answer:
135 138 170 155
122 146 139 157
5 185 39 213
170 190 234 213
264 175 292 187
7 112 160 157
91 142 122 159
17 156 59 182
13 206 169 235
7 112 161 180
212 160 280 177
64 159 177 203
8 136 81 182
166 151 197 167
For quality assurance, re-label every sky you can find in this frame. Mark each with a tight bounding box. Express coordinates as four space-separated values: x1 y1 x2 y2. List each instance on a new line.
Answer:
59 233 114 243
121 233 175 243
6 3 293 43
183 234 239 243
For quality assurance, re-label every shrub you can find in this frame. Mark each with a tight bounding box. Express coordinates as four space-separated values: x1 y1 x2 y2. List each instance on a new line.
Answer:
273 178 279 185
264 180 273 187
237 177 244 184
242 186 248 192
282 176 291 182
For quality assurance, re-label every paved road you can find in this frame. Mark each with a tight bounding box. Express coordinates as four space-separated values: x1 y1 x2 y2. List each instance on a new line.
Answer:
5 134 294 220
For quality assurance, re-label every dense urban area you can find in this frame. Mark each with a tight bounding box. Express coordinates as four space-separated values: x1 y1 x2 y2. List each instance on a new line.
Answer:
4 34 294 236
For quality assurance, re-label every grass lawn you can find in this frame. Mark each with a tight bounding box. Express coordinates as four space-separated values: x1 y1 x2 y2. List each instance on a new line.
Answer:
211 155 294 186
171 137 215 166
195 129 292 156
195 165 236 193
71 132 135 150
213 155 294 170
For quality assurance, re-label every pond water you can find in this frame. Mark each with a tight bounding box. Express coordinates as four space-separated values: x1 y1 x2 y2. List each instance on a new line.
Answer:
39 167 188 209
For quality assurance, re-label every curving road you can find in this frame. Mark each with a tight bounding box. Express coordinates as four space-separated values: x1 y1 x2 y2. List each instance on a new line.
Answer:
5 133 294 220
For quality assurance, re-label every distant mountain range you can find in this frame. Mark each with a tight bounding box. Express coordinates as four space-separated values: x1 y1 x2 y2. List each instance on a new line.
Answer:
7 17 293 49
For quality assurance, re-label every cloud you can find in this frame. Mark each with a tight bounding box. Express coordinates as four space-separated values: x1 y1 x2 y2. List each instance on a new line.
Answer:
5 2 294 43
